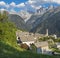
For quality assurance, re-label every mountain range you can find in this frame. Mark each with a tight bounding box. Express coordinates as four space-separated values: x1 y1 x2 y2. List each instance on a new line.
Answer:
1 5 60 36
30 6 60 36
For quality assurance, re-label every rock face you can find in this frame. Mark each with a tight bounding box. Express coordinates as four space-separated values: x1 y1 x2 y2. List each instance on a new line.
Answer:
26 5 55 31
18 10 32 22
29 7 60 36
8 14 28 31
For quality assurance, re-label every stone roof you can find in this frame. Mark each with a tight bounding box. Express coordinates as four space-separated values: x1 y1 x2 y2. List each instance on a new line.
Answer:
34 41 48 48
16 31 44 42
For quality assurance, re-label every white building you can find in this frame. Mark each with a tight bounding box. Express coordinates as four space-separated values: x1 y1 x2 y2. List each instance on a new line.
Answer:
34 41 52 54
56 43 60 50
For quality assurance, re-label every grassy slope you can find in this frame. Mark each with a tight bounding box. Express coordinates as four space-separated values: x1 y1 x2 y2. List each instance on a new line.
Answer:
0 40 60 58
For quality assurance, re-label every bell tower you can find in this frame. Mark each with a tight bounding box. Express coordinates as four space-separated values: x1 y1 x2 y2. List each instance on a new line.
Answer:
46 29 48 36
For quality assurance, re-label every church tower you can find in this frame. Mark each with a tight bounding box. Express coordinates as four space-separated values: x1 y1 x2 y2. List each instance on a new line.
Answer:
46 29 48 36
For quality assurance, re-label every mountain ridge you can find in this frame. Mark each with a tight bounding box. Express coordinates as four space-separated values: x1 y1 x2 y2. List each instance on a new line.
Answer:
30 6 60 36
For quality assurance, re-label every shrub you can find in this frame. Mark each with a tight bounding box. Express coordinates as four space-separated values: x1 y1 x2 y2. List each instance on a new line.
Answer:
30 43 37 53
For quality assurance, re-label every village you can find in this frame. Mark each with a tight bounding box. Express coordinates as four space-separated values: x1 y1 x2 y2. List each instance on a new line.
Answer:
16 29 60 55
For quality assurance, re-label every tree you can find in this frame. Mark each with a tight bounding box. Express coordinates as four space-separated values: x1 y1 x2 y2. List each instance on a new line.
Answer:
0 11 8 22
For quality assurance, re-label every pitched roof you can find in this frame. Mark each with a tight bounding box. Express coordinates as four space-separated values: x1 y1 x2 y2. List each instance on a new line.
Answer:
34 41 48 48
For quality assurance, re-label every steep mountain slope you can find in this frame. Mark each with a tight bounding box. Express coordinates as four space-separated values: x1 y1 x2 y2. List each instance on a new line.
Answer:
30 7 60 36
8 14 28 31
18 10 32 22
26 6 55 31
26 14 42 30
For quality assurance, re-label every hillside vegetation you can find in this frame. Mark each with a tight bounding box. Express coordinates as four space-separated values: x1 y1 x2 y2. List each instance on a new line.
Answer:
0 11 60 58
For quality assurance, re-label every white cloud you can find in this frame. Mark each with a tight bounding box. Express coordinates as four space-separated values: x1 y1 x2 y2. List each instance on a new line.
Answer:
31 5 42 9
28 0 36 4
17 3 25 8
0 1 10 9
53 0 60 4
10 9 16 13
0 1 6 6
39 0 60 4
0 0 60 12
27 0 60 4
25 0 60 10
10 2 16 7
5 4 10 9
25 0 45 10
0 8 6 11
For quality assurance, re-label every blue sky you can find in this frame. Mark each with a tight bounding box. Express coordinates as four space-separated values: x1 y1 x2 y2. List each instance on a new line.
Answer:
0 0 28 4
0 0 60 12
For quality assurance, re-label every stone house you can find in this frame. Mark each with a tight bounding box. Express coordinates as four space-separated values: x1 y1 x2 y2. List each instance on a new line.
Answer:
56 43 60 50
34 41 52 54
